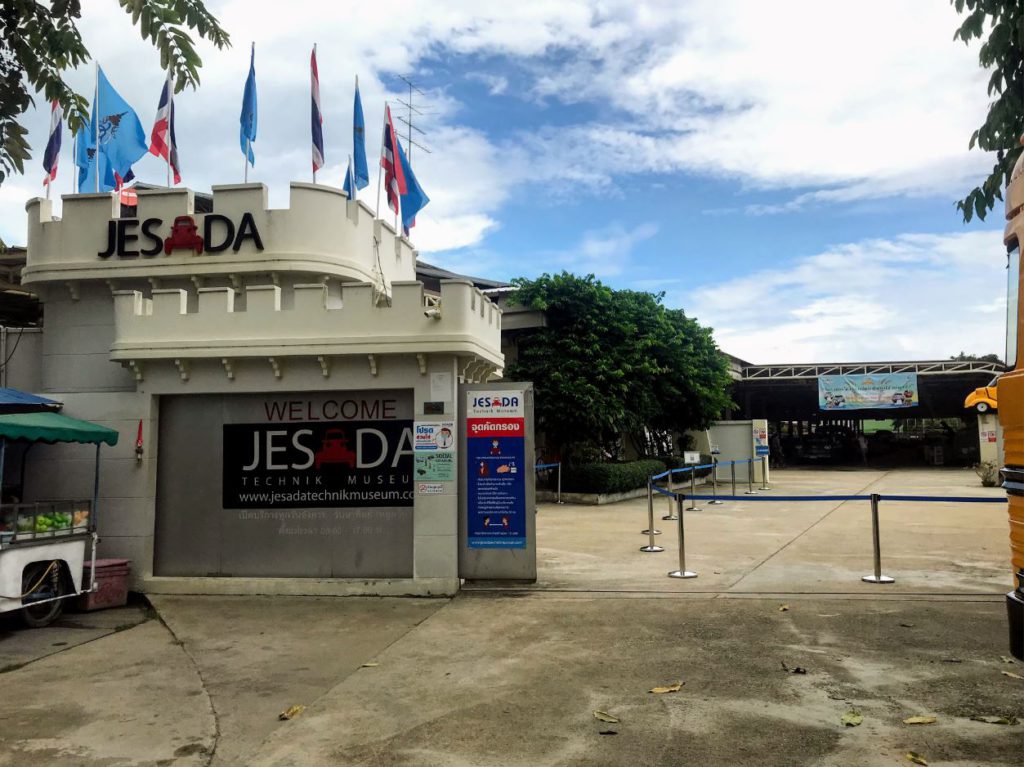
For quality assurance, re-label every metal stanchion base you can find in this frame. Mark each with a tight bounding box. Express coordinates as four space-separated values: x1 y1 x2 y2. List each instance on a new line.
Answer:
641 528 662 535
640 545 665 553
861 575 895 584
685 505 701 512
668 570 698 579
708 500 724 505
744 490 758 495
661 514 679 521
759 485 770 491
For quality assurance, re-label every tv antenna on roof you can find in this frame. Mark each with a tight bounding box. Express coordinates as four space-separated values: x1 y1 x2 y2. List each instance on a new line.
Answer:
395 75 433 166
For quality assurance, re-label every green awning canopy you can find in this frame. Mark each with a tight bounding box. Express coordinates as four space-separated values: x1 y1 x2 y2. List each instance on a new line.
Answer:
0 412 119 446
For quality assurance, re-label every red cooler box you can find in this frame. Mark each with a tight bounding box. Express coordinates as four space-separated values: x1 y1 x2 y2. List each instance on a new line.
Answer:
78 558 132 611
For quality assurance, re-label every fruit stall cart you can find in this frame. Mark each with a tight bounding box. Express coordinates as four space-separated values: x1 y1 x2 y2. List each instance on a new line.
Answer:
0 411 119 627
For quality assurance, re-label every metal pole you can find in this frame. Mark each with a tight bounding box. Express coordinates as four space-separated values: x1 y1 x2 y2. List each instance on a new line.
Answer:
0 437 6 521
745 459 758 495
862 493 894 584
686 469 701 511
668 494 697 579
760 455 770 490
556 463 562 504
92 443 101 530
730 461 736 496
640 479 663 552
710 457 723 505
662 469 678 520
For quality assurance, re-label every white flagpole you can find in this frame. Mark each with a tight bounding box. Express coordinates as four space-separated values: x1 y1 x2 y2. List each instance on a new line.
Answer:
94 62 100 193
312 43 317 185
244 140 249 183
72 129 77 195
166 69 173 187
374 103 385 220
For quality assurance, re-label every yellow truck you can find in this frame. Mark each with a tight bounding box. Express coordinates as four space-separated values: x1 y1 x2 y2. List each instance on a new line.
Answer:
1001 136 1024 660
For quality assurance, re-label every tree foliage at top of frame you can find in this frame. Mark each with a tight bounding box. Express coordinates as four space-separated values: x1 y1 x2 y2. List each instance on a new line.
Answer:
0 0 230 185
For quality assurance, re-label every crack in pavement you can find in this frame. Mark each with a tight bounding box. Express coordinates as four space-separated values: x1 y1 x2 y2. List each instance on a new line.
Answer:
153 610 222 767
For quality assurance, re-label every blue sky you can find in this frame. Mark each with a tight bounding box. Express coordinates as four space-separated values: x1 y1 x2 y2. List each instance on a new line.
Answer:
0 0 1009 363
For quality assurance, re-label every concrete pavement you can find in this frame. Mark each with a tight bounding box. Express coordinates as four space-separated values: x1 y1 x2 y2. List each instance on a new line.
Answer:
0 468 1019 766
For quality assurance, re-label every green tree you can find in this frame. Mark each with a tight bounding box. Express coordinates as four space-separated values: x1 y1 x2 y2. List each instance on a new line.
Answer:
950 351 1005 365
951 0 1024 222
506 272 734 462
0 0 230 184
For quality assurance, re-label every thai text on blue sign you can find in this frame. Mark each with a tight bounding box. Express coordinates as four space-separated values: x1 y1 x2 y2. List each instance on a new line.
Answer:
466 391 526 548
818 373 918 410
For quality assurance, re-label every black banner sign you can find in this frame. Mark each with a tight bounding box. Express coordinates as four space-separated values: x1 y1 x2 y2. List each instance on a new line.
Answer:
223 420 414 509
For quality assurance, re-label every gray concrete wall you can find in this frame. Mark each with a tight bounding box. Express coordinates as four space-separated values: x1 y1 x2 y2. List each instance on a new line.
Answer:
0 326 43 391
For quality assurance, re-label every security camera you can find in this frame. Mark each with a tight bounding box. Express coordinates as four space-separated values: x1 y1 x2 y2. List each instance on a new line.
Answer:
424 307 442 319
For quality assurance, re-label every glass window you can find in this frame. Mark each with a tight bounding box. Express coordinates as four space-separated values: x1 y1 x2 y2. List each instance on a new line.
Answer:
1008 241 1020 370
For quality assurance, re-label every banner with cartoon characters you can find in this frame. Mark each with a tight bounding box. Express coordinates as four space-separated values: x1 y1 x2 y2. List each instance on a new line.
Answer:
818 373 918 410
466 391 526 548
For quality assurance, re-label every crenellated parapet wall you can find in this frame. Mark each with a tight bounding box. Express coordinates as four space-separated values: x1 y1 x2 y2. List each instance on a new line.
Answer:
110 278 503 376
23 182 417 290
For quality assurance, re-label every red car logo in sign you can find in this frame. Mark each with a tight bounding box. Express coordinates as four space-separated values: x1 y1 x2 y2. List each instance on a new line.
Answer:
314 428 357 471
163 215 204 255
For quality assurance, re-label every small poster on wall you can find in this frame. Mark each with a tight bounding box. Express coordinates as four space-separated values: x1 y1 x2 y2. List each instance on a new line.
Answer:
414 420 456 483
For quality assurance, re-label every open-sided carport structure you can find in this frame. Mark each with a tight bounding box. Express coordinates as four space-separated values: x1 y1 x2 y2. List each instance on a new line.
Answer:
731 359 1004 422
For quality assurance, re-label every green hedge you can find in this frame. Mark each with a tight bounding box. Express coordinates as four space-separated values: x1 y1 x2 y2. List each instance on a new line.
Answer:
561 459 667 495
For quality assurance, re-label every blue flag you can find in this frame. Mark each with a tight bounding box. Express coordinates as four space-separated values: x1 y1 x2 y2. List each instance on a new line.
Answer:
240 44 257 165
342 156 357 199
396 138 428 235
76 67 148 192
353 80 368 189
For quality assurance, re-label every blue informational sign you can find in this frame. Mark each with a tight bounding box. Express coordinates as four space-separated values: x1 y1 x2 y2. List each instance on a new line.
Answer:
818 373 919 410
466 391 526 548
755 445 769 456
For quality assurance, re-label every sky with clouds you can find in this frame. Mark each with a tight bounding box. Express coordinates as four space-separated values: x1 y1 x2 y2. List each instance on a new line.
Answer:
2 0 1012 364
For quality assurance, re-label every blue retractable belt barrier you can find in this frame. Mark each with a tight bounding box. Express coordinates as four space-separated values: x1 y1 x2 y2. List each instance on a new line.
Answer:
535 462 560 470
651 488 1005 503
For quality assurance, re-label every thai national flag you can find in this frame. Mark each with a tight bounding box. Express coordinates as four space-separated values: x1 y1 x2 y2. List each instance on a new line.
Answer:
42 99 61 186
311 47 325 174
381 104 407 215
149 72 181 184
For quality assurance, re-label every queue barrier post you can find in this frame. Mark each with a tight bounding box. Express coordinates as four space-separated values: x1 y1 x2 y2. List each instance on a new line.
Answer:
861 493 894 584
662 469 678 521
668 493 697 579
556 462 563 504
745 459 758 495
730 461 737 496
640 478 664 552
709 457 723 505
759 455 770 490
686 469 701 511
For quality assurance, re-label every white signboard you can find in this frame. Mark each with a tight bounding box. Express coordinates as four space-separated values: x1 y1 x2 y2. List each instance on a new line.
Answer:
684 451 701 465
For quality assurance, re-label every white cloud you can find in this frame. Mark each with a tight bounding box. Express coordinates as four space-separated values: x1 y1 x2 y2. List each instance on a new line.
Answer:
681 230 1009 363
466 73 509 96
0 1 999 254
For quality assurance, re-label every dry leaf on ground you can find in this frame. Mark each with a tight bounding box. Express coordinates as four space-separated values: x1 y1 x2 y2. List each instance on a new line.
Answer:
841 711 863 727
1001 670 1023 680
1000 656 1016 664
970 715 1019 725
903 716 937 725
598 730 618 735
778 604 790 612
279 704 306 721
594 710 619 723
361 662 380 668
905 752 928 766
649 682 683 694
